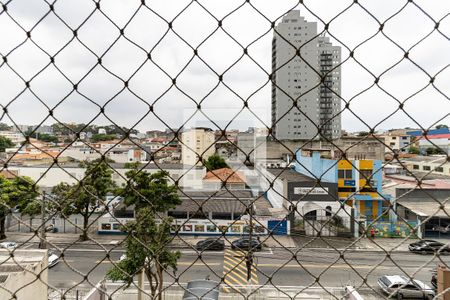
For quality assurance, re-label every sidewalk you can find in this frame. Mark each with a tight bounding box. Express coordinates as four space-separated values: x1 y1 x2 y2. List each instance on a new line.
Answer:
5 231 127 246
7 231 439 253
5 232 299 248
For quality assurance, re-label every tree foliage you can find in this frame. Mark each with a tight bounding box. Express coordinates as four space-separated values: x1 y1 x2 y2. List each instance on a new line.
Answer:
0 136 14 152
106 208 180 300
203 154 228 171
436 124 449 129
0 123 11 131
52 159 116 241
408 146 420 154
37 133 59 143
91 134 117 142
108 168 180 299
426 147 446 155
120 168 180 213
0 175 39 239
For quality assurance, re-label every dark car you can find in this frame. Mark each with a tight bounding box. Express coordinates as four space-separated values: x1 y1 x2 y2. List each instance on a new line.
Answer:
195 238 225 251
231 238 262 251
409 240 450 254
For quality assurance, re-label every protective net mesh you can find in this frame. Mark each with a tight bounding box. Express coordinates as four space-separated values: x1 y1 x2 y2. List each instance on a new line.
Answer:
0 0 449 299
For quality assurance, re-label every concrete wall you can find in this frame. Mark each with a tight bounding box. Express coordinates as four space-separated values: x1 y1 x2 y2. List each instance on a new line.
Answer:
8 165 205 189
295 151 337 183
0 250 48 300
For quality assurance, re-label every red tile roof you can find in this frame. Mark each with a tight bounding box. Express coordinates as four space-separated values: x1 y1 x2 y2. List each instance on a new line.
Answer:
203 168 246 184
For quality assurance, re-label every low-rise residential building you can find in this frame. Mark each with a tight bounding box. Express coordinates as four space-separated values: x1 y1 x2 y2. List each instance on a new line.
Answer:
202 167 246 190
0 131 26 145
181 128 215 166
402 155 450 177
383 132 411 154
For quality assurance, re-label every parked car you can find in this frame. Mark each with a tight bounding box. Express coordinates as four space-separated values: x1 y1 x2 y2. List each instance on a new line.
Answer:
0 242 17 250
48 251 60 268
409 240 450 254
231 238 262 251
378 275 435 299
195 238 225 251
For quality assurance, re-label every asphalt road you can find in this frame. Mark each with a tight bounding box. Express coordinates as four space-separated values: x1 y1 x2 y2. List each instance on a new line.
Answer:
36 242 450 295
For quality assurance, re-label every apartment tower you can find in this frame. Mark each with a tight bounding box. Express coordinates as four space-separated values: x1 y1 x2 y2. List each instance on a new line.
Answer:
271 10 341 140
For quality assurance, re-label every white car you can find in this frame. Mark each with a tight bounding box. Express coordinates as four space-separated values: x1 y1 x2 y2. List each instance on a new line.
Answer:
0 242 17 250
48 252 60 268
378 275 435 299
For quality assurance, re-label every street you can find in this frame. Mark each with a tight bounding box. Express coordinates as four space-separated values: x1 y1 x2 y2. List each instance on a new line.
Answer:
34 241 447 296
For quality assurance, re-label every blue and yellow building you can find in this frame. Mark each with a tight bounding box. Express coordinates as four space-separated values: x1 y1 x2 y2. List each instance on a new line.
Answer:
295 149 391 221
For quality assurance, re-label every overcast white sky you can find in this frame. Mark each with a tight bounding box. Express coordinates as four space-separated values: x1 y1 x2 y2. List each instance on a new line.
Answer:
0 0 448 133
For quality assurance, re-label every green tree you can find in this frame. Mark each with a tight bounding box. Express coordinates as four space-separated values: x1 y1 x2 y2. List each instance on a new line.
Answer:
203 154 228 171
436 124 449 129
0 136 14 152
120 168 180 212
357 131 370 137
37 133 59 143
106 208 180 300
408 146 420 154
0 123 11 131
55 159 116 241
91 134 117 142
0 176 39 239
426 147 446 155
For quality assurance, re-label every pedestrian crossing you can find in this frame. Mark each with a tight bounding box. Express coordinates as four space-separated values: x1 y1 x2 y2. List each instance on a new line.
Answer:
222 249 258 292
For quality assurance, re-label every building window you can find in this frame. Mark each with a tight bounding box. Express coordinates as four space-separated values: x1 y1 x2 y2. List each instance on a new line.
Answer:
338 169 352 179
423 166 431 171
359 169 372 179
435 167 444 172
325 206 332 217
413 165 419 170
212 212 232 220
168 211 187 219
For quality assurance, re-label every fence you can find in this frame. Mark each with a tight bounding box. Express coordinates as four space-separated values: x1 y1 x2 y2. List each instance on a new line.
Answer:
0 0 449 300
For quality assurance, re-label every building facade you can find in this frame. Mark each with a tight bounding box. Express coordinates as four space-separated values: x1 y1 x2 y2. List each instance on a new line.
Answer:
271 10 341 140
295 149 390 221
181 128 215 166
383 132 411 154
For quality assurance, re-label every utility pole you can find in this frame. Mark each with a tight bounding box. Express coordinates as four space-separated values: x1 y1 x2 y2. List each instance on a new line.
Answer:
39 191 46 249
247 202 254 281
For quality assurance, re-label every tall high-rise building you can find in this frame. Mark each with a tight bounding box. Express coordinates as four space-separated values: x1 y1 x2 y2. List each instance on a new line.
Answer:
271 10 341 140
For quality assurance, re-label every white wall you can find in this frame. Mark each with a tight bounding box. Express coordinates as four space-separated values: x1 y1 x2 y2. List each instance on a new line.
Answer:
8 165 205 189
0 250 48 300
